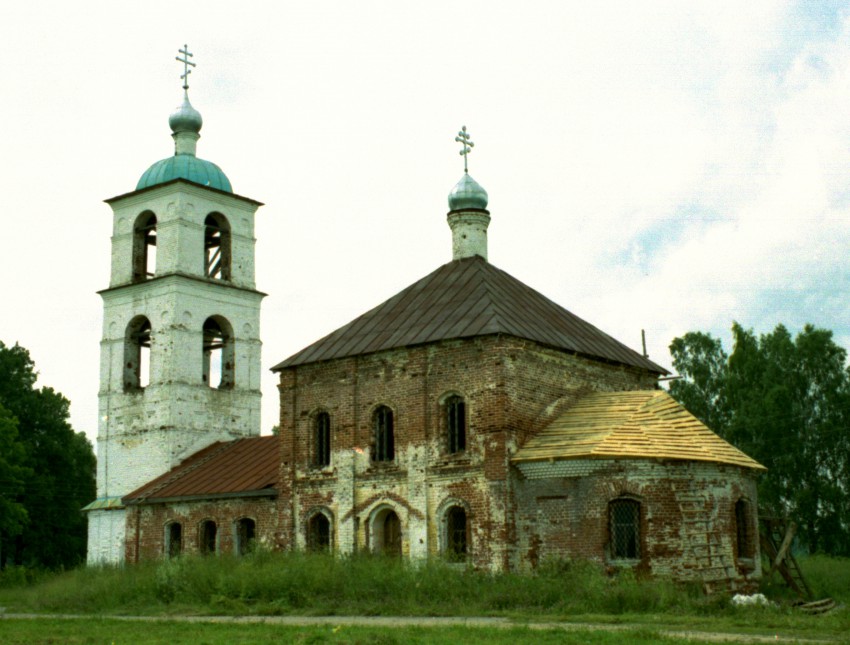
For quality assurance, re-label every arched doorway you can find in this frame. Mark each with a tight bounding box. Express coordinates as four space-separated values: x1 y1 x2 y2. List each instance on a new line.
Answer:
371 507 402 556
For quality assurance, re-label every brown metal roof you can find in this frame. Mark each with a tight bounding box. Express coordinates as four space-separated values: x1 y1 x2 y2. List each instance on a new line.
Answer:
273 256 667 373
512 390 765 470
123 436 278 505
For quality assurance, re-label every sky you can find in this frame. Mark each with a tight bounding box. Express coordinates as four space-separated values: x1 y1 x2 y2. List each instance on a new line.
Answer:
2 1 850 448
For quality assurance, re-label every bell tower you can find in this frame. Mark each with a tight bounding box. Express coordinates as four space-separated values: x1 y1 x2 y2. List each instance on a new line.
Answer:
85 47 265 564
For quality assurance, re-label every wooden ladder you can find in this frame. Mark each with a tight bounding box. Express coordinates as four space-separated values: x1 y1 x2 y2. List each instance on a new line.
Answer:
759 516 812 600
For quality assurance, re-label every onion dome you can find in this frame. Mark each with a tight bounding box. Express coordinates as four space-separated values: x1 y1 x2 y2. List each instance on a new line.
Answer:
448 172 489 211
168 92 203 134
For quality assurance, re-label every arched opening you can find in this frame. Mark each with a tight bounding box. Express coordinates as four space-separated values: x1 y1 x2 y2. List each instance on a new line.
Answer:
165 522 182 558
735 499 754 561
444 506 468 561
445 395 466 454
203 316 234 389
124 316 152 390
199 520 217 555
372 405 394 462
307 512 332 552
132 211 157 281
204 213 231 281
370 507 402 556
235 517 256 555
609 498 641 560
314 411 331 467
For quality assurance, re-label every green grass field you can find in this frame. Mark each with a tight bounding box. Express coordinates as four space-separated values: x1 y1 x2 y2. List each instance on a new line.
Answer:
0 553 847 643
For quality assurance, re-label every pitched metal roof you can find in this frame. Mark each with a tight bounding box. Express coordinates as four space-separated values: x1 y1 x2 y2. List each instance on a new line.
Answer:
123 436 278 505
273 256 666 373
512 390 765 470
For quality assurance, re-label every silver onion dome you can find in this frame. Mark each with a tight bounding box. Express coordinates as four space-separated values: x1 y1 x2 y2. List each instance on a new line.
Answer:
169 92 203 134
448 172 489 211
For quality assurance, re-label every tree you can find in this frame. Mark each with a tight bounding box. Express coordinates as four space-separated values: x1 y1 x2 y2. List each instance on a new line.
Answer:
0 341 96 568
0 403 29 566
669 323 850 555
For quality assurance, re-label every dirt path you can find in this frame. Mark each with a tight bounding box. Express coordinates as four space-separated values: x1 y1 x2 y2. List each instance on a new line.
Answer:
1 613 838 644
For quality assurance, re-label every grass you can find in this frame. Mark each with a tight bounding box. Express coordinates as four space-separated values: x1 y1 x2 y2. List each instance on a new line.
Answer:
0 552 848 641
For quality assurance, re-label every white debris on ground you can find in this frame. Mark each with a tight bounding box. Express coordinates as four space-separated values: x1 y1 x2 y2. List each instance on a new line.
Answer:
731 593 773 606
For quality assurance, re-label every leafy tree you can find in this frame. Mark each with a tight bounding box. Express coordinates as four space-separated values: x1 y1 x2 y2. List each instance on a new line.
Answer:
0 403 30 565
669 323 850 555
0 341 96 569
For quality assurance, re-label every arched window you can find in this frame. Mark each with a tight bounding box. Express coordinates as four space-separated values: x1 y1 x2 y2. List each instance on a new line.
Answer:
165 522 182 558
133 212 157 282
199 520 217 555
235 517 256 555
124 316 152 390
609 498 640 560
372 406 394 462
314 412 331 467
203 316 234 389
445 395 466 454
204 213 231 281
370 507 402 556
735 499 754 560
444 506 468 561
307 512 332 552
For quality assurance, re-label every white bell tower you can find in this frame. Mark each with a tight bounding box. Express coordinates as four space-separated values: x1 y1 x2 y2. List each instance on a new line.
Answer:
85 47 265 564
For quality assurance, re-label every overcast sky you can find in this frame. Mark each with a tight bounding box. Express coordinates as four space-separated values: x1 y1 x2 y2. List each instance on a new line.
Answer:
2 1 849 447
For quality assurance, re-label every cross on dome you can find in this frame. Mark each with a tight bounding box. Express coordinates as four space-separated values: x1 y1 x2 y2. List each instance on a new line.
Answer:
176 44 196 90
455 125 474 173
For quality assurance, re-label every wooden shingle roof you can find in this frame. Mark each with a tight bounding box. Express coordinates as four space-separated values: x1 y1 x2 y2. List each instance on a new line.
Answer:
512 390 764 470
123 436 279 505
273 256 667 373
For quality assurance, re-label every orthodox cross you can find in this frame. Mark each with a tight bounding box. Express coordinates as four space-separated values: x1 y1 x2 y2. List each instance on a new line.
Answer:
176 44 196 90
455 125 474 173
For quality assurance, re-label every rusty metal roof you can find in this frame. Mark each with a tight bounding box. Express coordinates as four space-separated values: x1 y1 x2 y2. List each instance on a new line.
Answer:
512 390 765 470
273 256 667 373
123 436 278 505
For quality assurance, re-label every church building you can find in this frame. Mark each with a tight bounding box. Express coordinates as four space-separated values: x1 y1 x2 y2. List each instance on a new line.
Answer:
85 51 765 591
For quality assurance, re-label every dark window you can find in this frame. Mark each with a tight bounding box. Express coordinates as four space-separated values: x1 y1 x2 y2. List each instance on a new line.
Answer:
307 513 331 551
735 499 754 560
609 499 640 560
167 522 182 558
133 212 157 282
372 406 394 462
200 520 217 555
203 317 234 389
124 316 152 390
446 395 466 453
314 412 331 467
204 213 231 281
236 518 255 555
445 506 468 561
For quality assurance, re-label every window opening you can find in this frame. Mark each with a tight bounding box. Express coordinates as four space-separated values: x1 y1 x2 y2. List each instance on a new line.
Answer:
609 499 640 560
236 518 256 555
133 212 157 281
124 317 152 390
445 506 468 561
372 406 394 462
382 511 402 556
200 520 217 555
314 412 331 467
735 499 753 560
203 317 234 389
307 513 331 551
446 395 466 453
204 214 231 281
166 522 182 558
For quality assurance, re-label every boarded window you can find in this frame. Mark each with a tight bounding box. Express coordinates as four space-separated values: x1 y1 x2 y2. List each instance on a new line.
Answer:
307 513 331 551
372 406 394 462
735 499 754 560
446 395 466 453
124 316 152 390
314 412 331 467
166 522 182 558
203 316 234 389
204 213 231 281
200 520 217 555
445 506 468 561
609 499 640 560
132 212 157 282
236 518 256 555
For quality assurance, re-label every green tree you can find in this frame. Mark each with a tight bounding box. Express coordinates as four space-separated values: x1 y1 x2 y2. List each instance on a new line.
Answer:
0 403 30 566
669 323 850 555
0 341 96 569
